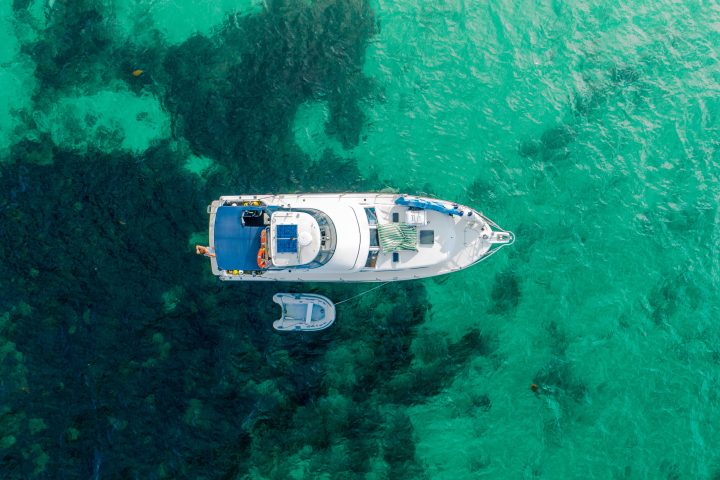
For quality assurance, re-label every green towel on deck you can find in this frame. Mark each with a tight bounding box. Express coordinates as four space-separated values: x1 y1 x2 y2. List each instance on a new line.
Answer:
377 223 417 252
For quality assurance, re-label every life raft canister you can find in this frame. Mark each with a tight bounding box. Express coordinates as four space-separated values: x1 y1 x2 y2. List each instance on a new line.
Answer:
257 229 268 269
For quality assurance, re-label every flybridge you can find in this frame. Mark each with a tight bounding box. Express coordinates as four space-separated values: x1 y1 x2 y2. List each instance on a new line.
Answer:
269 210 325 267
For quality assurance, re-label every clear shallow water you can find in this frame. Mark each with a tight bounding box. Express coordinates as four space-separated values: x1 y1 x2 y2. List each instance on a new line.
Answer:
1 0 719 478
353 2 720 478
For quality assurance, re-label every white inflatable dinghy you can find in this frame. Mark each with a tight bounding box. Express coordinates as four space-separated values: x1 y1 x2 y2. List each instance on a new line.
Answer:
272 293 336 331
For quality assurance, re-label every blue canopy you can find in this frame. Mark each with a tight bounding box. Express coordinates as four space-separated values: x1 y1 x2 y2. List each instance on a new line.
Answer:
214 206 265 270
395 196 463 216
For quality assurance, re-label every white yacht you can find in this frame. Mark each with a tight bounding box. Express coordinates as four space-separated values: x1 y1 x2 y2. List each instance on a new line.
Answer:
203 193 513 282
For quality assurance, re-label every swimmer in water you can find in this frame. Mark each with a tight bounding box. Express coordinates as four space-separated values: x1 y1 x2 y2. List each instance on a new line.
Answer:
195 245 215 257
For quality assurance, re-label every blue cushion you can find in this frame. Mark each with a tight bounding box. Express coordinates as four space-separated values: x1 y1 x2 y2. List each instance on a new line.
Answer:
276 224 298 253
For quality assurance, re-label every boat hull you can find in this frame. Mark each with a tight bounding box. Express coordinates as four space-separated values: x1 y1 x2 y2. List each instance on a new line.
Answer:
206 193 513 282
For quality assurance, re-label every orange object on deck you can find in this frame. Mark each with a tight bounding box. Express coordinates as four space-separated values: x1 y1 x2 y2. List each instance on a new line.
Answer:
256 228 269 268
256 247 267 269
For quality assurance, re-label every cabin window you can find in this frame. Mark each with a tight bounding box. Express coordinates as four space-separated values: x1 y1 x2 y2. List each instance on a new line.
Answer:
364 208 380 268
365 208 378 225
365 250 379 268
369 228 380 247
366 207 381 249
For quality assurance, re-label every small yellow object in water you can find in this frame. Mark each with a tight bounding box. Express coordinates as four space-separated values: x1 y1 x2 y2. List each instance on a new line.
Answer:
132 69 144 77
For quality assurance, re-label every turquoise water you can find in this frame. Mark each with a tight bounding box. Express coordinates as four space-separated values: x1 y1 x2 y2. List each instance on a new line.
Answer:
1 0 719 478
